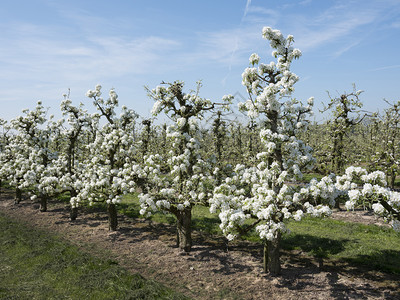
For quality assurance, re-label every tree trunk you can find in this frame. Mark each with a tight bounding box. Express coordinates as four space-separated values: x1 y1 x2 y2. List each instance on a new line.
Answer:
70 207 78 221
176 207 192 252
108 203 118 231
39 194 48 212
390 169 395 190
263 232 281 275
263 241 268 273
14 187 22 204
333 133 343 210
333 132 344 175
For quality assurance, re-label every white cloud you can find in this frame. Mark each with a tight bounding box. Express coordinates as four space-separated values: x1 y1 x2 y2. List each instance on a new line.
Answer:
299 0 312 6
0 21 181 84
390 21 400 28
1 0 400 120
370 64 400 71
189 2 279 69
242 4 279 26
247 6 278 16
332 39 363 58
277 0 400 57
293 15 375 51
190 28 259 65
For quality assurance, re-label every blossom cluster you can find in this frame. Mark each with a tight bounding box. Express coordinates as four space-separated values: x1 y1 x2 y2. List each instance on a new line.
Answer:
239 27 303 119
338 166 400 231
210 163 334 242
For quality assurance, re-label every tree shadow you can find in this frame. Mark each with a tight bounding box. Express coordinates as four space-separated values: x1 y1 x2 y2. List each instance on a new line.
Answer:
273 234 400 299
343 249 400 274
112 214 256 275
184 234 255 275
282 233 347 260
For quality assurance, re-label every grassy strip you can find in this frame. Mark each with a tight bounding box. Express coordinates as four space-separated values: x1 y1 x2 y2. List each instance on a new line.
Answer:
120 194 400 274
284 217 400 273
0 212 189 300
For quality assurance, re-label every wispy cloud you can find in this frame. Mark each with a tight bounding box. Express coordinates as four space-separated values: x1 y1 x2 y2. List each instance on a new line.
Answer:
4 0 395 82
293 13 376 52
0 16 184 116
217 0 281 85
299 0 312 6
193 27 260 65
204 0 394 66
332 39 363 58
276 0 400 58
0 21 181 84
390 21 400 28
1 0 399 115
370 64 400 72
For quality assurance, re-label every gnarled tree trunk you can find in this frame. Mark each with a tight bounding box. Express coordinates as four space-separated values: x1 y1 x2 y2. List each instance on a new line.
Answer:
108 203 118 231
39 194 48 212
176 207 192 252
263 232 281 275
14 187 22 204
70 207 79 221
390 169 396 190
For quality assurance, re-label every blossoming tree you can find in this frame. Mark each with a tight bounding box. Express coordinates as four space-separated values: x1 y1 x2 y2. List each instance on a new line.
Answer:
76 85 140 230
0 118 10 193
6 102 61 211
321 87 366 175
57 97 93 220
74 85 140 230
209 27 335 274
139 81 232 252
375 100 400 189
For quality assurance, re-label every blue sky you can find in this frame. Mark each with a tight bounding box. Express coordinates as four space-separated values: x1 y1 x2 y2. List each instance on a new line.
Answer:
1 0 400 122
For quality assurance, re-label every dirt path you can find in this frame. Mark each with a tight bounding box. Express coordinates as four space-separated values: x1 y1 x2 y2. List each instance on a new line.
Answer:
0 191 399 300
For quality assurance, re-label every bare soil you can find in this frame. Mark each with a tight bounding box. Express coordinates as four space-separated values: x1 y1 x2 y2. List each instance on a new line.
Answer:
1 190 399 300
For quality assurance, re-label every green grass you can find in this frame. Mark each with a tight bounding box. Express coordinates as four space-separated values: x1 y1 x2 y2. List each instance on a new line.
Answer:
301 172 325 182
284 217 400 273
120 193 400 274
0 212 189 300
394 176 400 188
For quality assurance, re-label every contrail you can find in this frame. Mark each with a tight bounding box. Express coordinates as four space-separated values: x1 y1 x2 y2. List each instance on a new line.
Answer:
242 0 252 21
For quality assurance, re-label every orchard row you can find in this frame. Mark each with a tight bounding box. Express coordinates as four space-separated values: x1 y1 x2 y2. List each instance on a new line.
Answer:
0 27 399 275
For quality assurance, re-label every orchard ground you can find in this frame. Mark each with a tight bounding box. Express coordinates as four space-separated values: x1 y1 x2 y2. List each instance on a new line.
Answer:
1 190 399 300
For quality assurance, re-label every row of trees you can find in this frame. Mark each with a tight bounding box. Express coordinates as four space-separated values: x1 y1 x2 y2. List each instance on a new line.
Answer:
300 96 400 189
0 27 399 275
